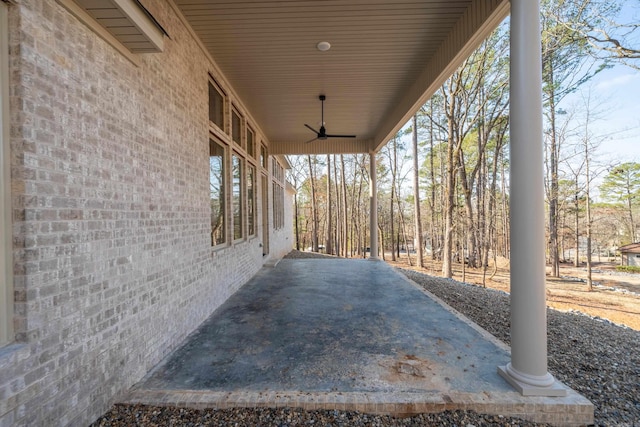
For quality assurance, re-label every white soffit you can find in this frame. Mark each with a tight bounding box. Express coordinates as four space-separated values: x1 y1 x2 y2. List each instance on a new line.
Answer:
62 0 165 53
173 0 510 154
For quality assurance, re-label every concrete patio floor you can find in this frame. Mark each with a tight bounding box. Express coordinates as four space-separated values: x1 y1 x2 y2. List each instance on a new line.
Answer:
122 258 593 426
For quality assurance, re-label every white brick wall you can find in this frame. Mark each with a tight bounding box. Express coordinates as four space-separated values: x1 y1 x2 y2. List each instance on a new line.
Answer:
0 1 291 425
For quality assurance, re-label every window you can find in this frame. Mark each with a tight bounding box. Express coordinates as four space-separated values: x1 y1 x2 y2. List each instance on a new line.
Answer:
232 108 242 147
247 164 256 236
210 139 226 246
272 159 285 230
232 153 244 240
272 182 284 230
260 145 267 169
247 127 255 159
209 80 225 130
1 1 13 345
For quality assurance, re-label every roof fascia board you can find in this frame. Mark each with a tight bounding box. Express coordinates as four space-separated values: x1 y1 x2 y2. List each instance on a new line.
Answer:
112 0 164 52
274 155 291 170
372 0 510 153
0 0 14 345
270 139 371 156
57 0 141 66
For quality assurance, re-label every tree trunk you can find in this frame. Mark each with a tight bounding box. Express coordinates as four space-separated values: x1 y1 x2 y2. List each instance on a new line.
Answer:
483 126 505 286
501 157 509 258
325 155 333 255
333 155 340 256
341 155 349 257
442 83 460 279
412 114 425 268
378 224 385 261
585 142 593 291
575 185 580 267
581 105 596 291
429 101 438 261
442 98 456 278
547 63 560 277
294 192 300 250
458 149 478 268
626 179 636 242
390 138 397 261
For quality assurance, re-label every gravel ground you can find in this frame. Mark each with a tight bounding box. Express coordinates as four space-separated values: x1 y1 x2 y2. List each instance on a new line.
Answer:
93 252 639 426
92 406 550 426
399 269 640 427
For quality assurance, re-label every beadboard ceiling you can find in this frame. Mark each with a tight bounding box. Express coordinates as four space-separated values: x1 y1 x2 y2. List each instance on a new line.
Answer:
172 0 510 154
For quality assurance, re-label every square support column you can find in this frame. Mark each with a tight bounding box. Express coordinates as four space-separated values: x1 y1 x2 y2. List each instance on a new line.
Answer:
497 0 566 397
369 151 378 260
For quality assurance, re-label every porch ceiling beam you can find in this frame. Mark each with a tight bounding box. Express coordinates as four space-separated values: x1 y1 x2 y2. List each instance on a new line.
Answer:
372 0 510 152
270 139 372 155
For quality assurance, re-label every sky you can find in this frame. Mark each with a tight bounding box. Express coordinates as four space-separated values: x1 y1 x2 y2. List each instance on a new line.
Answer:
570 65 640 165
582 1 640 164
555 1 640 200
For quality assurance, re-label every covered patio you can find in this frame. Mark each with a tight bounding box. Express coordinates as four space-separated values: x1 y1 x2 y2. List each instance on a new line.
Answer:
0 0 596 425
122 258 592 425
168 0 563 400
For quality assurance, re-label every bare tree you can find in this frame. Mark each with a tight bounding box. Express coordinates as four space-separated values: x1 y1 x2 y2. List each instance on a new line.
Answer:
340 155 349 257
412 114 425 268
325 155 333 254
542 0 612 276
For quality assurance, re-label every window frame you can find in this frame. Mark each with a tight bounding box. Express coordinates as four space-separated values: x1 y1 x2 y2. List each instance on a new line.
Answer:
271 159 285 230
260 144 267 170
209 138 227 248
231 152 245 241
208 78 226 133
246 126 255 159
1 1 13 346
247 163 257 237
231 106 242 149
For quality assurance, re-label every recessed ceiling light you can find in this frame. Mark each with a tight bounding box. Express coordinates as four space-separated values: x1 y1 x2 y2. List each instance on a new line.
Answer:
317 41 331 52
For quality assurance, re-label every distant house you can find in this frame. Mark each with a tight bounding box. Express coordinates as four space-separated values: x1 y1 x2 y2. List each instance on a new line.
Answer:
618 243 640 266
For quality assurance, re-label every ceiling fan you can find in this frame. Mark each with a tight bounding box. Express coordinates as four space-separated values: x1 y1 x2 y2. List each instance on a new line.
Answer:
304 95 356 143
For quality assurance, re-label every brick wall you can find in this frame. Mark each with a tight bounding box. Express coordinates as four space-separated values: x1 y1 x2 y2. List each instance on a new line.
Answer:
0 1 288 425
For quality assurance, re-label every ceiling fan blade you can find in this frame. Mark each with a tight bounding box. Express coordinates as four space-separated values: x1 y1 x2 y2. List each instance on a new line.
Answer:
304 124 320 134
305 136 319 144
326 134 356 138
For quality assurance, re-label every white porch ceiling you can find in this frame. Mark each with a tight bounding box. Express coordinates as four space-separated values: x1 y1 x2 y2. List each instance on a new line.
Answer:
172 0 510 155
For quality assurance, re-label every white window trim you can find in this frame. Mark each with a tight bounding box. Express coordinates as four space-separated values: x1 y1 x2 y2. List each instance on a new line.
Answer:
210 137 228 250
208 77 227 138
1 1 14 346
231 152 245 242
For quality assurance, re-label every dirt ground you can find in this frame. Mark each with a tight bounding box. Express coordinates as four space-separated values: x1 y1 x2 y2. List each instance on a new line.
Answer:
385 255 640 331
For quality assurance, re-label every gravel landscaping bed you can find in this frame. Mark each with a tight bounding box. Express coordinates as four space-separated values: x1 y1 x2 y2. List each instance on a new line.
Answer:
93 253 639 426
400 269 640 427
92 406 550 426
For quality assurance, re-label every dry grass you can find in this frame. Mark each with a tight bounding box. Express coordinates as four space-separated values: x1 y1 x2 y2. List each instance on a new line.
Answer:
385 254 640 331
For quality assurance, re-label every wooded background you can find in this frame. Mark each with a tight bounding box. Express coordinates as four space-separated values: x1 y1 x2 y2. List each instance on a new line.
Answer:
287 0 640 289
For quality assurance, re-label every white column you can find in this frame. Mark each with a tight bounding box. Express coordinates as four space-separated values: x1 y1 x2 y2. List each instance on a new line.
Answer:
497 0 565 396
369 151 378 260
